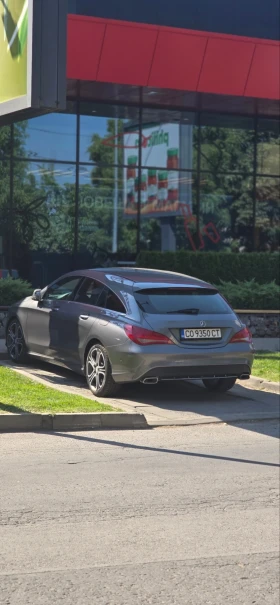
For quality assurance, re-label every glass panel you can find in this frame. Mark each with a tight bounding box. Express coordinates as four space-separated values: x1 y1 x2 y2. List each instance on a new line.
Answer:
11 161 76 285
0 158 10 269
255 177 280 252
0 158 10 214
257 119 280 176
0 125 11 158
142 87 198 110
200 114 254 173
79 82 141 105
139 172 198 252
140 107 196 170
75 278 105 305
135 288 231 315
79 102 140 164
101 286 126 313
0 124 11 268
78 164 137 266
13 110 77 161
199 174 254 252
44 277 81 300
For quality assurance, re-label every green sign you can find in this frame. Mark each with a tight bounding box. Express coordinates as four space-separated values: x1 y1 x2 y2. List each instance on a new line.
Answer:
0 0 30 113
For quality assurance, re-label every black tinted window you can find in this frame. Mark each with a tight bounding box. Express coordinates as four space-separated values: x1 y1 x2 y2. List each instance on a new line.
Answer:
75 280 126 313
99 287 126 314
75 278 105 306
134 288 231 315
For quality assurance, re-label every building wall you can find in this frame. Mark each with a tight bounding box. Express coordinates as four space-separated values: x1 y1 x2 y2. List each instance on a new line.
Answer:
69 0 280 40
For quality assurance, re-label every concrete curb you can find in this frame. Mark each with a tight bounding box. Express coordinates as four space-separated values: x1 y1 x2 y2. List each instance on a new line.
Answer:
240 376 280 394
0 412 148 433
147 414 280 427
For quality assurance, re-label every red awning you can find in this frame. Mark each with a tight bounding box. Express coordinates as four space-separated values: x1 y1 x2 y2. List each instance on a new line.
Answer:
67 14 280 100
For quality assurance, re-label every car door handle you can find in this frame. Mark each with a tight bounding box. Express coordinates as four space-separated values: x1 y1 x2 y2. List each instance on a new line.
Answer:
80 315 89 320
53 307 60 312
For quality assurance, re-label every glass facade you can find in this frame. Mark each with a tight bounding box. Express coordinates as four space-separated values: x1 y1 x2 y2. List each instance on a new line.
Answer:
0 94 279 285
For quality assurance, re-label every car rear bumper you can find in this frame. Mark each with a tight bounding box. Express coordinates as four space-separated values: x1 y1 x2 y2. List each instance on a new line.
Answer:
109 343 254 383
139 363 251 382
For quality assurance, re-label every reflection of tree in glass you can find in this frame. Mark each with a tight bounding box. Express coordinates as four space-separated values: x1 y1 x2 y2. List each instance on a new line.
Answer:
1 195 50 242
195 126 255 251
82 118 137 254
0 124 75 261
255 178 280 251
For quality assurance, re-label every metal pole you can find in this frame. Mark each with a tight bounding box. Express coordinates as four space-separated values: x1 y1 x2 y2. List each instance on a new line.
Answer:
112 117 118 253
136 88 143 255
252 115 258 251
74 87 80 269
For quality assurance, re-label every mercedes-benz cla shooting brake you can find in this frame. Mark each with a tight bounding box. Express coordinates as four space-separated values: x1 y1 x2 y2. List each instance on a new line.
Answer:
6 268 254 397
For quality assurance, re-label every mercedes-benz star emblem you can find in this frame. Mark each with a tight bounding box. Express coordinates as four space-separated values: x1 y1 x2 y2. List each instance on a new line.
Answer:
200 321 206 327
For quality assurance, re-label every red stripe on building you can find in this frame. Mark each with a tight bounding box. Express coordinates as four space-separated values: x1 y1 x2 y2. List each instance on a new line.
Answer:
67 14 280 100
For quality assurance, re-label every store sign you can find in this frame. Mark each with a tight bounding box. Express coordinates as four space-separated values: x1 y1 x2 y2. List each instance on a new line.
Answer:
0 0 31 114
123 123 193 218
0 0 67 119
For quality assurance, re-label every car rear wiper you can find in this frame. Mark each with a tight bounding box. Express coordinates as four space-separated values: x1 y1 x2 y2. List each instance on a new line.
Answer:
167 308 199 315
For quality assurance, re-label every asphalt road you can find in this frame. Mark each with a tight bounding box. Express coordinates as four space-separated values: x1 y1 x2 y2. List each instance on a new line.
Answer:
0 421 279 604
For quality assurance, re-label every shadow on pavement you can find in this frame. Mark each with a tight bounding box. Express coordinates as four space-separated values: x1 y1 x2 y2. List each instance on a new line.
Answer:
51 430 280 468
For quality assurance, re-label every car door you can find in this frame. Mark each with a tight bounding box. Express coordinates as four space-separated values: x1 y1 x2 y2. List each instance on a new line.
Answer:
26 276 83 358
51 278 106 367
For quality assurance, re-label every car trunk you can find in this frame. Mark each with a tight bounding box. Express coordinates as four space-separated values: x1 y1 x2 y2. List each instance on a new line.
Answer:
134 285 240 347
144 313 237 347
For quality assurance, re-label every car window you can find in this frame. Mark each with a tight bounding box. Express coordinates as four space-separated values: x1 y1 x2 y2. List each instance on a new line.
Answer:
74 278 105 306
134 288 231 315
74 279 126 313
104 287 126 313
44 277 82 301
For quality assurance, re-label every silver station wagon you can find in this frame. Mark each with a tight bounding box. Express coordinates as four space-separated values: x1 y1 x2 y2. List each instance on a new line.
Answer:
6 268 254 397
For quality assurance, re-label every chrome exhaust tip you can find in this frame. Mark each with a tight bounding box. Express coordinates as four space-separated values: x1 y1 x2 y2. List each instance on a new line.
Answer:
240 374 250 380
142 377 159 385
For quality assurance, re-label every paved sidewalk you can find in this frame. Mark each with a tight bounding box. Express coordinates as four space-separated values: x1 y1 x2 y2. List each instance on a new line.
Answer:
1 360 279 428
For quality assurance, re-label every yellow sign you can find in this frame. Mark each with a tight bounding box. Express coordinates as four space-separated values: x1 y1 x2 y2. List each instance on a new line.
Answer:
0 0 29 108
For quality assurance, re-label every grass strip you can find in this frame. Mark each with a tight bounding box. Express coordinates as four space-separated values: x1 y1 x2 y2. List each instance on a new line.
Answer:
0 366 117 414
252 352 280 383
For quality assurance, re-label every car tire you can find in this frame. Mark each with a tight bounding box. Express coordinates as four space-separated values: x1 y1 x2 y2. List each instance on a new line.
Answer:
202 377 237 392
6 318 29 363
85 344 119 397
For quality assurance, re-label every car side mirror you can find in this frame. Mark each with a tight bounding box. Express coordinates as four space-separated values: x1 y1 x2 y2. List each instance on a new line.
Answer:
32 289 42 302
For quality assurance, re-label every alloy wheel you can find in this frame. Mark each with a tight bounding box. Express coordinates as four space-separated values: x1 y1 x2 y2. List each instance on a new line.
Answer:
7 321 24 360
86 346 106 393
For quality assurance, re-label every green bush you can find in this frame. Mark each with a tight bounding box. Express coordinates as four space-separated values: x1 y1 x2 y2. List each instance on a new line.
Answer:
137 251 280 285
216 280 280 310
0 277 33 307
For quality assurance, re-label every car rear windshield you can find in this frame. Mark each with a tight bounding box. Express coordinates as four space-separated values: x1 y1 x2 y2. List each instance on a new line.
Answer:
134 288 231 315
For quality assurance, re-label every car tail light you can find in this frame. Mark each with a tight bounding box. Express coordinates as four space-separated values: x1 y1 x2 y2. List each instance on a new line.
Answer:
230 327 252 344
124 324 173 346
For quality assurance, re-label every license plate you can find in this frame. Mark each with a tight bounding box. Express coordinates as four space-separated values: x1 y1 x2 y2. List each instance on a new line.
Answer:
181 328 222 340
